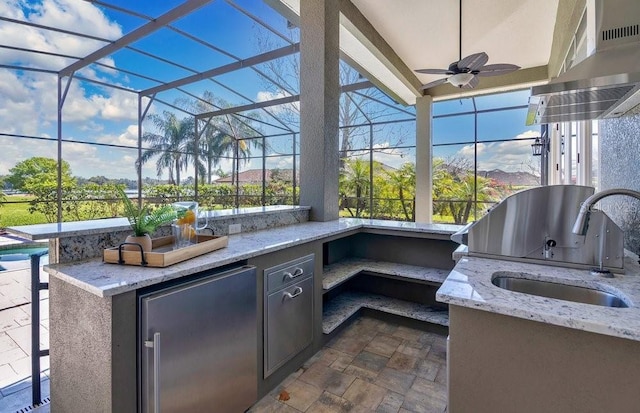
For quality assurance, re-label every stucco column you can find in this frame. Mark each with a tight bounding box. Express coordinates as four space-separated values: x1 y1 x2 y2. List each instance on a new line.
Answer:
299 0 340 221
415 95 433 223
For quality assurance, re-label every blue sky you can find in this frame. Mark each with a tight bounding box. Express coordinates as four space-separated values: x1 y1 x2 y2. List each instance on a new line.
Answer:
0 0 540 182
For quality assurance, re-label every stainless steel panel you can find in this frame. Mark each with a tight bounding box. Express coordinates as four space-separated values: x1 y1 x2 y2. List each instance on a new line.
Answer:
140 266 257 413
265 253 314 293
265 276 313 377
467 185 624 270
527 0 640 123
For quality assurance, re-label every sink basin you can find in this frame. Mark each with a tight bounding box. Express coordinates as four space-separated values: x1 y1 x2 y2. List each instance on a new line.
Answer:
491 274 629 308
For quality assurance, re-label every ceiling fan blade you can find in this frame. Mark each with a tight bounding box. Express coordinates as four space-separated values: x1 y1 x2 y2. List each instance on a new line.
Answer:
476 63 521 77
457 52 488 71
420 77 449 90
461 75 479 89
414 68 453 75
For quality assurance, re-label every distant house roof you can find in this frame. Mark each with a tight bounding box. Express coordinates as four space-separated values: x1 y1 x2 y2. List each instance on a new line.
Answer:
215 169 297 184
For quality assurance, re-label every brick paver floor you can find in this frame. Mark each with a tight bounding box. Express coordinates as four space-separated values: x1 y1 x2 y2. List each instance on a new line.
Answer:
250 316 448 413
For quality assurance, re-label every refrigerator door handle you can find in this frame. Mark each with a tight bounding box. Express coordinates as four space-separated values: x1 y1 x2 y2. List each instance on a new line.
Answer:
144 332 161 413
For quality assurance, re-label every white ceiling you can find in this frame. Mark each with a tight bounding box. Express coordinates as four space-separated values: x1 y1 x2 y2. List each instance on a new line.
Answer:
351 0 560 89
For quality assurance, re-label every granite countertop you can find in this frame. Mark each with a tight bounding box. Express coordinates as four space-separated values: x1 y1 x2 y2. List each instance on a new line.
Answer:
45 218 462 298
436 252 640 342
7 205 311 240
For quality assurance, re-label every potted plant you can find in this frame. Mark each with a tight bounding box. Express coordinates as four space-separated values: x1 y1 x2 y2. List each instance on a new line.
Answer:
118 188 176 252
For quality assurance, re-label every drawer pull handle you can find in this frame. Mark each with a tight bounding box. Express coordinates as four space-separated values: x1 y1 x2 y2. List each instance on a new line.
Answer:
284 268 304 279
284 287 303 300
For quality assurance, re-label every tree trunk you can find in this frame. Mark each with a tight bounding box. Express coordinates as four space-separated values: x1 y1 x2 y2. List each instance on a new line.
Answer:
339 127 351 170
175 157 181 186
462 200 473 224
399 187 410 221
449 201 463 224
411 197 415 221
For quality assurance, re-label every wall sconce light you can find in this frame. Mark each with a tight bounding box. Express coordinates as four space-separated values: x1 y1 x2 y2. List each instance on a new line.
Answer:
531 137 543 156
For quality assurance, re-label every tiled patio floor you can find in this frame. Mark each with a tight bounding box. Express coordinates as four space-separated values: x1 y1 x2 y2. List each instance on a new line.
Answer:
250 315 448 413
0 234 50 413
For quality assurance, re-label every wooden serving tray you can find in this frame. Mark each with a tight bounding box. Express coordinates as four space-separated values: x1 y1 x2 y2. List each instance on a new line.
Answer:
103 235 228 267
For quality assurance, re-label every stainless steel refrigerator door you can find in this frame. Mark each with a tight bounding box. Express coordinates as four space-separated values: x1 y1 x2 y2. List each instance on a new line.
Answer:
140 266 257 413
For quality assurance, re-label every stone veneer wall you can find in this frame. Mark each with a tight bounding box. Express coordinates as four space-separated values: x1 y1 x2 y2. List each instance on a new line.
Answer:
599 113 640 254
53 209 309 263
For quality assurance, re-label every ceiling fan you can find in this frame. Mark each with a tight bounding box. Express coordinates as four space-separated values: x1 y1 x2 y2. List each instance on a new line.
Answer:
415 0 520 90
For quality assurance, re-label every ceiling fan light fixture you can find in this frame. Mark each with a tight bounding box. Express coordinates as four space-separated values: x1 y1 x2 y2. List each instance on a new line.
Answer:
448 72 475 87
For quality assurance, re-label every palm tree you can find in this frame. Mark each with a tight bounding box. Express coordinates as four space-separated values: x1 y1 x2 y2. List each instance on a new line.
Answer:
192 92 264 184
140 111 195 185
447 174 498 224
386 163 416 221
340 158 370 217
200 129 227 184
432 158 456 219
222 114 258 185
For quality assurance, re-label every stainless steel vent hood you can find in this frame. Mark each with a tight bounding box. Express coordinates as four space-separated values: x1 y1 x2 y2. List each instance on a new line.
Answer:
527 0 640 125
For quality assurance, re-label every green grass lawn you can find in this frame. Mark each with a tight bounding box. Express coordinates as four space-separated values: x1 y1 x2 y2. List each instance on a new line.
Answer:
432 213 456 224
1 197 462 228
1 195 48 227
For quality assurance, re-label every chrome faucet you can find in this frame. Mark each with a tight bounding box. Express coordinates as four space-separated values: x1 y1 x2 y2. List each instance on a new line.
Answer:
572 188 640 236
572 188 640 277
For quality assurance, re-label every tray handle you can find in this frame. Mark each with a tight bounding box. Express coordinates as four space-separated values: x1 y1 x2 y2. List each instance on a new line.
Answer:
117 242 148 266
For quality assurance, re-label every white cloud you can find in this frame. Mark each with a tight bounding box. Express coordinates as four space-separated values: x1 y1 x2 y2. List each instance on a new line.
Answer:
96 90 139 121
265 157 293 170
454 130 541 172
96 125 139 147
61 141 148 179
0 0 24 19
61 82 139 123
0 0 137 139
0 136 57 174
0 70 37 134
0 68 139 139
78 121 104 132
256 90 300 113
30 0 122 38
0 0 122 71
77 57 119 82
62 141 97 158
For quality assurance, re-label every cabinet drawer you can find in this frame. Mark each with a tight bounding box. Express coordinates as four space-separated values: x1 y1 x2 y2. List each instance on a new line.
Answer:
265 276 313 376
265 254 314 293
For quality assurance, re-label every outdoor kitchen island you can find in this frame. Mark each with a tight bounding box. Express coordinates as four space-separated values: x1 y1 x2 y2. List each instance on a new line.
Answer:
40 217 461 413
437 253 640 413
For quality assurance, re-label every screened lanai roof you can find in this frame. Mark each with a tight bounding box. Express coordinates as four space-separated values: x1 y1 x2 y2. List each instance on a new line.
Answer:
0 0 570 145
0 0 576 194
0 0 418 143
